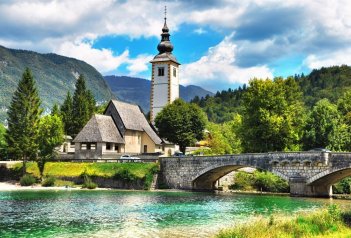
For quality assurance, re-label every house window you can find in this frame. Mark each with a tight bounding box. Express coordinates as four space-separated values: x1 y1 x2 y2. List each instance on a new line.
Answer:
90 143 96 150
106 143 111 150
81 143 87 150
158 67 164 76
70 142 75 148
173 68 176 77
144 145 147 153
114 145 119 151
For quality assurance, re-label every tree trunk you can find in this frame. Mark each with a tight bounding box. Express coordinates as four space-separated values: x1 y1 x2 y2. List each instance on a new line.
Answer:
180 145 186 155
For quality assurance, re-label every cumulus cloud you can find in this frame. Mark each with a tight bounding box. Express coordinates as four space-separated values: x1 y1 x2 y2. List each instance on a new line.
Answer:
56 41 152 75
181 36 273 90
1 0 351 87
304 48 351 70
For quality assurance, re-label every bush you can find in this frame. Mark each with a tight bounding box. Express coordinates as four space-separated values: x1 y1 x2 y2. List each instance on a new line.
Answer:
82 174 97 189
229 170 289 193
41 176 56 187
20 174 37 186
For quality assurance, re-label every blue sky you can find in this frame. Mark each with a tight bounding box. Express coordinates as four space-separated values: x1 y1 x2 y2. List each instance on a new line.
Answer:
0 0 351 92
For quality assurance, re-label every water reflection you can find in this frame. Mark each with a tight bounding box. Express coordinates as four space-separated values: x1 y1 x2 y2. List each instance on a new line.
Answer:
0 190 343 238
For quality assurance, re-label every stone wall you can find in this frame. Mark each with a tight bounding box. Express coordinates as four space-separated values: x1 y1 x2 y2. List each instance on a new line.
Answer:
159 152 351 197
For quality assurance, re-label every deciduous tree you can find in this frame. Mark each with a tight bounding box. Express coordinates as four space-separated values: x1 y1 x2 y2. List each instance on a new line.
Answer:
155 99 207 154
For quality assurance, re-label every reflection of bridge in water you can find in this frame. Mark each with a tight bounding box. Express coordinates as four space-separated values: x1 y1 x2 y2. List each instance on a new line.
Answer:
159 152 351 197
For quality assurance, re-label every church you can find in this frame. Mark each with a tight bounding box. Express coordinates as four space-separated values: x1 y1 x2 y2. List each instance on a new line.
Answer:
72 13 179 159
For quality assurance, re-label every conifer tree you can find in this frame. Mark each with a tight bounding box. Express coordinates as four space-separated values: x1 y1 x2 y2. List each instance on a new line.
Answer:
60 92 74 135
71 74 95 136
6 68 42 174
51 104 60 117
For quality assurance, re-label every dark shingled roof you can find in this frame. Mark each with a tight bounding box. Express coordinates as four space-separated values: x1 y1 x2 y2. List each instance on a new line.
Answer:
73 114 124 143
111 100 162 144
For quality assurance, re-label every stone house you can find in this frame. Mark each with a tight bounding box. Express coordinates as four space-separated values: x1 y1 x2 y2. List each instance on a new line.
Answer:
73 100 163 160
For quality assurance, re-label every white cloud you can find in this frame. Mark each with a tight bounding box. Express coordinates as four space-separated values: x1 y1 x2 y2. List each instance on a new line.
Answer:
181 36 273 90
56 41 129 73
304 48 351 70
126 54 153 76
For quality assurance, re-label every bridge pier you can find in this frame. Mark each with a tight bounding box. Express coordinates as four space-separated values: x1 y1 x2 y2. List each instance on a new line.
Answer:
289 177 332 197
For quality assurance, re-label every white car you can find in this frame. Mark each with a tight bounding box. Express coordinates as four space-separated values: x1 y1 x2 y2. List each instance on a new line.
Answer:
119 155 141 162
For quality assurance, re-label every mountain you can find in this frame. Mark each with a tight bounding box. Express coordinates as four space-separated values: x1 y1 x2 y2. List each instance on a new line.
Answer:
103 75 214 113
192 65 351 123
0 45 114 123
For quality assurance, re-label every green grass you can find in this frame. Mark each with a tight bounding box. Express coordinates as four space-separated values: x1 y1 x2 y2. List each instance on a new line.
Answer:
10 162 41 178
216 205 351 238
43 162 159 179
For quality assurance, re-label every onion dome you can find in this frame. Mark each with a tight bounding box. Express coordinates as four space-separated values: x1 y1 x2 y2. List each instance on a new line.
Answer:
157 17 174 54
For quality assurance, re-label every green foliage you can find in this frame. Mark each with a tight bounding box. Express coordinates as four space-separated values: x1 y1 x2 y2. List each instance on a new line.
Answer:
51 104 60 117
20 174 37 186
302 99 342 150
43 162 158 180
333 177 351 194
155 99 207 153
6 68 42 171
206 115 243 155
82 174 97 189
10 162 41 179
191 86 246 123
230 170 289 193
0 45 114 123
41 176 56 187
229 171 255 190
60 92 74 136
217 206 351 238
114 168 137 181
298 65 351 107
241 77 305 152
71 74 96 136
38 115 64 159
0 123 7 159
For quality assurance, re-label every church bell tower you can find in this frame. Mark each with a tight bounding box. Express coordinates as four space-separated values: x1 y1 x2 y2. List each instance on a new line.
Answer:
150 7 180 123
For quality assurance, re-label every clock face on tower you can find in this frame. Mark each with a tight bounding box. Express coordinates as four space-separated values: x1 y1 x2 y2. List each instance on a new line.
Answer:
150 11 180 123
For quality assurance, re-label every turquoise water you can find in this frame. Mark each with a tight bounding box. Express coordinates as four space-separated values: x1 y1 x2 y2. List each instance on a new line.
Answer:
0 190 331 238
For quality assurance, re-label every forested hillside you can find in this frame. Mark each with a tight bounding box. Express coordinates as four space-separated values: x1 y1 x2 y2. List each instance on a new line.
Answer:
104 76 213 113
193 65 351 123
0 45 114 123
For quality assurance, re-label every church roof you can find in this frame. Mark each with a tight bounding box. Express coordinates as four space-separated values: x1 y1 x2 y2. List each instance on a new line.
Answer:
111 100 163 145
73 114 124 143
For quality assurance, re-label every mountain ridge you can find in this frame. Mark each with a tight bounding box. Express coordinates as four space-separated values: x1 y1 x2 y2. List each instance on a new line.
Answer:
103 75 214 113
0 45 115 122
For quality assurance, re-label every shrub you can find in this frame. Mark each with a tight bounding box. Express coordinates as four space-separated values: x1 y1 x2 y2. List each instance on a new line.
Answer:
82 174 97 189
114 168 138 182
20 174 37 186
42 176 56 187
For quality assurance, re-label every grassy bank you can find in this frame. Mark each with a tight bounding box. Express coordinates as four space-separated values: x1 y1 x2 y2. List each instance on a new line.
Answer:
217 205 351 238
6 162 159 189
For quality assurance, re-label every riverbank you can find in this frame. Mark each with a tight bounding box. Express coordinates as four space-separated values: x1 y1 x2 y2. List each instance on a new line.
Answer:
216 205 351 238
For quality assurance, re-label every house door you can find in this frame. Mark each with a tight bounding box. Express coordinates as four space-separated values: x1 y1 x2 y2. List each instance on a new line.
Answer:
143 145 147 153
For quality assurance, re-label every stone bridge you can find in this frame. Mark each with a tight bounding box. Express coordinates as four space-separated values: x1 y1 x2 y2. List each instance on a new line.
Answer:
159 152 351 197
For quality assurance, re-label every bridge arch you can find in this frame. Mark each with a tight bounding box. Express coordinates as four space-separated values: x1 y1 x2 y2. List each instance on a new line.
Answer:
307 167 351 185
191 164 287 190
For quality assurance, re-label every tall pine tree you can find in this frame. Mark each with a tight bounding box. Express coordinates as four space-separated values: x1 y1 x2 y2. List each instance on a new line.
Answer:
6 68 42 174
60 92 74 135
71 74 96 136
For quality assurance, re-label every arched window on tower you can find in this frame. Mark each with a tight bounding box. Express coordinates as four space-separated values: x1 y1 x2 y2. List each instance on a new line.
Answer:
173 68 176 77
158 67 165 76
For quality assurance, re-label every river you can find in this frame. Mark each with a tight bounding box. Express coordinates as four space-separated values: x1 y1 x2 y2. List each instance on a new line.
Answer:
0 190 347 238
